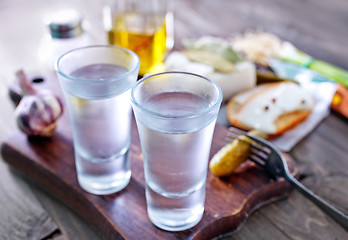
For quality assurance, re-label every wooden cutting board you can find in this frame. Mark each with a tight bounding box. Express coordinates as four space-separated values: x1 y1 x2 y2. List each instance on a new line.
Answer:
1 72 297 240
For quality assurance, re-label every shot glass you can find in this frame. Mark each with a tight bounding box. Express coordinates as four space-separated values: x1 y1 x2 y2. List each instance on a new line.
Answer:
104 0 174 76
56 45 140 195
131 72 222 231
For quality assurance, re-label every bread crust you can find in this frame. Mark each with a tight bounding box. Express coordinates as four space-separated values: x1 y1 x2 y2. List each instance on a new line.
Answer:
226 82 314 138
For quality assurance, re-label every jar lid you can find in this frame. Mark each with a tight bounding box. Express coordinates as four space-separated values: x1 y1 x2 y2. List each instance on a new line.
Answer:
48 9 83 39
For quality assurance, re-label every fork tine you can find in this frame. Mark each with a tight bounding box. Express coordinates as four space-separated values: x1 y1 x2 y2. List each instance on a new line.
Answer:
250 142 270 155
225 135 237 143
249 148 269 167
229 127 264 144
249 155 266 167
228 127 250 136
227 127 270 167
250 149 267 161
228 127 278 153
228 127 270 155
227 132 268 158
226 129 242 141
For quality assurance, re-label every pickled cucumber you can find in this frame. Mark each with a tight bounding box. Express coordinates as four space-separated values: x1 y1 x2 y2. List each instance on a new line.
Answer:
209 130 267 177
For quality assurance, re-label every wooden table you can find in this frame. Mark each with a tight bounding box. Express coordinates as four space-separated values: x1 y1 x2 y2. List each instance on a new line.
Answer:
0 0 347 239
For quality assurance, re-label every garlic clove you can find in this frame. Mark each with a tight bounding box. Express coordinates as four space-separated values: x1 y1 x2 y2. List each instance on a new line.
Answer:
15 93 63 137
14 70 64 137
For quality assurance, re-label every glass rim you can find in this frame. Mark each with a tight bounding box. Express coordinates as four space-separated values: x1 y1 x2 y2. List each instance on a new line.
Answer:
56 45 140 83
131 71 223 119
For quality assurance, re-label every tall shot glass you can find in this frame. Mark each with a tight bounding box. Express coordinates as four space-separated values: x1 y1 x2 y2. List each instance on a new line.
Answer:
56 45 140 195
131 72 222 231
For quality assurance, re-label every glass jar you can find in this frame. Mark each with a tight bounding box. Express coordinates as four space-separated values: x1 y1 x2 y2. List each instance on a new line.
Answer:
104 0 174 76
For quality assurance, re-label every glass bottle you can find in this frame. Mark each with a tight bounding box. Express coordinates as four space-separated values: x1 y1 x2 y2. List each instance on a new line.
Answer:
38 9 92 70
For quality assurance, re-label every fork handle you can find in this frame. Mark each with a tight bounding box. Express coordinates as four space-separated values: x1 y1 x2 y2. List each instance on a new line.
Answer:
285 174 348 231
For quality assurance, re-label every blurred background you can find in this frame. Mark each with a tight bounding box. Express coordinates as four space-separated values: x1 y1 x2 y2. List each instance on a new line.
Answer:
1 0 347 79
0 0 105 78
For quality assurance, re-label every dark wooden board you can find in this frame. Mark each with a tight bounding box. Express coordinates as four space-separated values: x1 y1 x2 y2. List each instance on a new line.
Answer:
1 73 298 240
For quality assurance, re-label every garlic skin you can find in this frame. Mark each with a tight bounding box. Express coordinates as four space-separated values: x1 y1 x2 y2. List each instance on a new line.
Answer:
14 70 64 137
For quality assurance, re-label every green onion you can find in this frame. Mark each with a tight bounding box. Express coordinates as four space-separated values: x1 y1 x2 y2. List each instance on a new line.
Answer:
279 43 348 88
309 60 348 88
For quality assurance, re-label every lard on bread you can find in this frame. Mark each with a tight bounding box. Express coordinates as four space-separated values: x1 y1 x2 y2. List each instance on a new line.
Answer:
226 82 314 137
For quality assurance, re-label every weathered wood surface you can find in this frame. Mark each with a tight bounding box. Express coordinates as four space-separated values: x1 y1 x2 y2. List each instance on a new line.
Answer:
0 0 347 239
1 113 298 239
0 162 59 240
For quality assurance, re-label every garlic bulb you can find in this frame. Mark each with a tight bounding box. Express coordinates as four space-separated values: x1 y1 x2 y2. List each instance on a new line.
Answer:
14 70 63 137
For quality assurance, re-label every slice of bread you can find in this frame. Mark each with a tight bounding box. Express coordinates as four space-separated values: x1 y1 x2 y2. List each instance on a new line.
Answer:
226 82 314 138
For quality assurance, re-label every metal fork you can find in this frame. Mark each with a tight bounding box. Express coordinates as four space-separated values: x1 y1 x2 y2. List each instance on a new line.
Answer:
227 127 348 231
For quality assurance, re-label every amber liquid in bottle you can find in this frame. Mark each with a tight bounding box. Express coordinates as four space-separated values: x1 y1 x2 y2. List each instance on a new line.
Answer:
108 12 167 76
